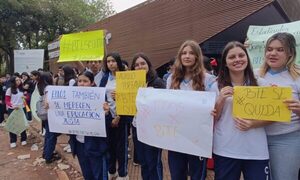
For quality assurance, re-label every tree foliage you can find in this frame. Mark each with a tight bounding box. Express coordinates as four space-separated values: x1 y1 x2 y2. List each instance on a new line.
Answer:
0 0 115 73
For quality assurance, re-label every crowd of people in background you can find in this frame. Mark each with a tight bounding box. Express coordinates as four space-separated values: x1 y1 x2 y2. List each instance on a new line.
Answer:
0 32 299 180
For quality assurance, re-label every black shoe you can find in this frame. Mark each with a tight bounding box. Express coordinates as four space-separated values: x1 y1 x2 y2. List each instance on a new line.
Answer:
45 155 61 164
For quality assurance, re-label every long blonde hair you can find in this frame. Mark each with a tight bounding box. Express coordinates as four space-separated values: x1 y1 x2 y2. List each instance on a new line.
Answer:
259 32 300 80
170 40 206 91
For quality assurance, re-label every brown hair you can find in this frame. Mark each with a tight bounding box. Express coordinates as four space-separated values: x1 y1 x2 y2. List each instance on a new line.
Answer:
217 41 258 89
170 40 205 91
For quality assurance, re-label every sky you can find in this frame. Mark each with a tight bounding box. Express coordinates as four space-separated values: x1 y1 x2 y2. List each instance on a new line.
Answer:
110 0 147 13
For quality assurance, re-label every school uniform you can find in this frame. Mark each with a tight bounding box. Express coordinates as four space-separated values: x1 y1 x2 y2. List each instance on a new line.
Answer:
209 79 270 180
260 69 300 180
100 72 132 178
69 112 112 180
166 73 215 180
43 118 60 162
5 88 27 143
133 75 165 180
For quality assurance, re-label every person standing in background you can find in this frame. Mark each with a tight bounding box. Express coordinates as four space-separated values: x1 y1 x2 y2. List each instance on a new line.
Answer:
130 52 166 180
5 76 28 148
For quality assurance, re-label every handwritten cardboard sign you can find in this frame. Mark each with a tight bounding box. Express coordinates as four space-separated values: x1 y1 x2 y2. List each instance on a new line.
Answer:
5 108 28 135
47 86 107 137
116 70 146 115
247 21 300 69
233 86 292 122
58 30 105 62
136 88 216 158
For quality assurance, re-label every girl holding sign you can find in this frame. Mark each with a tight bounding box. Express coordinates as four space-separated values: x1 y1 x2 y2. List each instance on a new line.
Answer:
258 32 300 180
130 52 166 180
69 70 111 180
5 76 28 148
167 40 215 180
211 41 270 180
100 52 132 180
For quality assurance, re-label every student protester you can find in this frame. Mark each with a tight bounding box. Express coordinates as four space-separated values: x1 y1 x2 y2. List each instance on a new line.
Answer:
166 40 215 180
69 70 111 180
130 52 166 180
38 72 61 164
86 60 104 87
100 52 131 180
21 72 34 122
61 65 77 153
211 41 270 180
30 70 40 87
163 58 175 82
256 32 300 180
63 65 77 86
203 56 214 75
5 76 28 148
53 66 64 86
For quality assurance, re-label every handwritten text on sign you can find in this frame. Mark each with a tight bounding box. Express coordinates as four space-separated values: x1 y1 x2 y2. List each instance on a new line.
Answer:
116 70 146 115
233 86 292 122
136 88 216 158
247 21 300 69
58 30 105 62
47 86 107 137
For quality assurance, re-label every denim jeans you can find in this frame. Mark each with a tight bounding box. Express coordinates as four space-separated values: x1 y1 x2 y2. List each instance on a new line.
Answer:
267 130 300 180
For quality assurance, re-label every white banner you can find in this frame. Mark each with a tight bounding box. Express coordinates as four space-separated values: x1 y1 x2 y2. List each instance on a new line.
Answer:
47 86 107 137
247 21 300 69
14 49 44 73
136 88 216 158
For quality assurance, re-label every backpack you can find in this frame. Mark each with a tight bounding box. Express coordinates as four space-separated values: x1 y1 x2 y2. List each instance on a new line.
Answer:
36 95 48 121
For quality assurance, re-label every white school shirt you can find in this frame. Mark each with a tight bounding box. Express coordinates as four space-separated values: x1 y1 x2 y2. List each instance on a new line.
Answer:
5 88 24 109
106 73 117 118
86 68 104 87
260 69 300 136
166 73 216 90
210 79 269 160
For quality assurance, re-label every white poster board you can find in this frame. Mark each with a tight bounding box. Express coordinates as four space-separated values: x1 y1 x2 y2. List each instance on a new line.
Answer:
136 88 216 158
14 49 44 73
47 86 107 137
247 20 300 69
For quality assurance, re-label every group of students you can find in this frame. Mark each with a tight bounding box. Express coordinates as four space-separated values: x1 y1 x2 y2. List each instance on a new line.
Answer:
2 31 299 180
67 32 299 180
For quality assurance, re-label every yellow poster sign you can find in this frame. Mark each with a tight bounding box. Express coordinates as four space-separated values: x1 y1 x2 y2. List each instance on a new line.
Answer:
116 70 146 115
58 30 104 62
233 86 292 122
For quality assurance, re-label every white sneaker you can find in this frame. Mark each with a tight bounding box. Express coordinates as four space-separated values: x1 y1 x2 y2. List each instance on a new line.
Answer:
108 172 118 180
21 141 27 146
10 143 17 148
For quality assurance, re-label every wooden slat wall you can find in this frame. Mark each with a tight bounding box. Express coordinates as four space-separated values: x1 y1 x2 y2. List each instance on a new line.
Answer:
83 0 273 68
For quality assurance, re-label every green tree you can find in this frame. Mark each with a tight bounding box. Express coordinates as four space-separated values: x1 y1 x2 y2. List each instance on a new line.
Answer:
0 0 115 74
